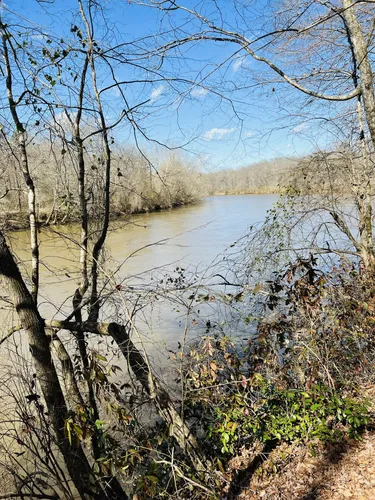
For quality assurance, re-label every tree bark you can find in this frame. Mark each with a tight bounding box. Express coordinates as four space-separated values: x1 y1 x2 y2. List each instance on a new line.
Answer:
342 0 375 150
342 13 375 268
0 232 111 499
45 319 207 470
1 30 39 302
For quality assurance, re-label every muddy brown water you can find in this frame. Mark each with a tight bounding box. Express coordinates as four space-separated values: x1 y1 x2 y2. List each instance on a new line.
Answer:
2 195 277 345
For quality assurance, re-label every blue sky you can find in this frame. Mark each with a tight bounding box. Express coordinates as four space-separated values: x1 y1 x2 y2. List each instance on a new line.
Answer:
1 0 346 170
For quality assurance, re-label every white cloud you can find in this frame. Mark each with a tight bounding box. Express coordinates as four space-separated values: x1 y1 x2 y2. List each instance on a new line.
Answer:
191 87 209 97
203 127 236 140
232 57 244 72
108 86 121 97
291 122 309 134
244 130 255 138
150 85 164 101
232 55 250 73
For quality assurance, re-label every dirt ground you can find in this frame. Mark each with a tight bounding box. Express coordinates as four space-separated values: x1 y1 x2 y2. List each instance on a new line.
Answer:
232 432 375 499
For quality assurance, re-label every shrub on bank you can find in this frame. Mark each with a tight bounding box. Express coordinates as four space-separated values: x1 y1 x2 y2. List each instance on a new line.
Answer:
179 257 375 470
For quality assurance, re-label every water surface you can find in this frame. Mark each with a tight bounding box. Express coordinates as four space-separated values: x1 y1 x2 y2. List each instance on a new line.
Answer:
2 195 278 353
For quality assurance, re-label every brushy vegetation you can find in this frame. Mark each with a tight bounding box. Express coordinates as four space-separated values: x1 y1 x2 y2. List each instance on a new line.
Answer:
66 253 373 499
0 141 299 230
159 255 375 498
0 144 200 228
4 239 375 499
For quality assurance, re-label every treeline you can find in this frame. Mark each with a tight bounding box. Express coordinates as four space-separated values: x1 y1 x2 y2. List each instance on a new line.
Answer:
0 151 302 230
201 157 299 195
201 151 369 197
0 140 200 228
1 148 345 231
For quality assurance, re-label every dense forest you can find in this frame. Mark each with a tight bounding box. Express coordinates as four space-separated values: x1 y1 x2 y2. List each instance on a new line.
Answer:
0 1 375 499
0 144 200 227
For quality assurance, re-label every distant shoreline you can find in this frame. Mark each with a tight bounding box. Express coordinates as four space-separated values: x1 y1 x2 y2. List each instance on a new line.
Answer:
0 199 197 233
207 190 281 196
1 191 285 232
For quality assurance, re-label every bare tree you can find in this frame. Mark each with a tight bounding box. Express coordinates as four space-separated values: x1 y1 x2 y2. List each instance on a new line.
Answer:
135 0 375 266
0 2 209 497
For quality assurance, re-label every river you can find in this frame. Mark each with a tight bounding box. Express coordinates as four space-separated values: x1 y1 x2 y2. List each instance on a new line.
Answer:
1 195 278 365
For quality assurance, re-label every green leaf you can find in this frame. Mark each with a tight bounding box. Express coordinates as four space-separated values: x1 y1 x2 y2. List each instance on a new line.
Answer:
147 475 159 484
95 419 105 430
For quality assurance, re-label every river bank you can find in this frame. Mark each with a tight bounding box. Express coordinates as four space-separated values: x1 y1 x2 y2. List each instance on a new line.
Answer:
0 198 198 232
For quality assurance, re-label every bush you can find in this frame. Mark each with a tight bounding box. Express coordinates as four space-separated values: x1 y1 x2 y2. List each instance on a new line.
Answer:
182 254 375 464
211 381 371 455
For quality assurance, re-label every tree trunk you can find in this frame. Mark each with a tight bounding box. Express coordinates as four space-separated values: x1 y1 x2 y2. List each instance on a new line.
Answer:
45 319 207 470
0 232 110 499
343 16 375 268
342 0 375 150
107 322 207 471
2 30 39 302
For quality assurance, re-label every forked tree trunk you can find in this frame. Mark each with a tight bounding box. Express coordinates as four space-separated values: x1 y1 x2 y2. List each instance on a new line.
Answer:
46 319 207 471
0 231 117 499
